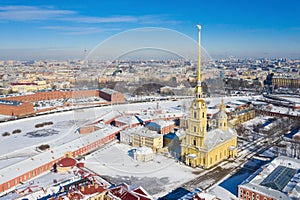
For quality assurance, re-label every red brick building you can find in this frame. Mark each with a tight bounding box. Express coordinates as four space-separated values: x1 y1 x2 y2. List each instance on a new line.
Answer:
0 127 120 194
79 125 100 134
238 156 300 200
99 88 125 103
0 100 34 116
106 183 153 200
145 120 175 134
0 89 124 117
2 90 99 102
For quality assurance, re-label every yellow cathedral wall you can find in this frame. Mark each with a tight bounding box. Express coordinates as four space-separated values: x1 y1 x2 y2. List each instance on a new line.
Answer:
184 136 237 169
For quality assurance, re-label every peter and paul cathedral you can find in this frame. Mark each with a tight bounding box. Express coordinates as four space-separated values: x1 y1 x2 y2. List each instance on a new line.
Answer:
181 25 237 168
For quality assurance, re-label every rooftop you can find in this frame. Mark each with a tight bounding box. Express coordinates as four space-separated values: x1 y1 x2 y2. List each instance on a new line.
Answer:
100 88 118 95
121 126 161 139
204 127 237 151
260 166 297 191
0 124 120 184
0 99 22 106
239 156 300 199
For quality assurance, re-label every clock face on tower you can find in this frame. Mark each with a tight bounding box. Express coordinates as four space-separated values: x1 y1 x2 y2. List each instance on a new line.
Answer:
193 102 197 109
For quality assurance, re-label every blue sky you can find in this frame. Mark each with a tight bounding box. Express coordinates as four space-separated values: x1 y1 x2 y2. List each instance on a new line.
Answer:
0 0 300 60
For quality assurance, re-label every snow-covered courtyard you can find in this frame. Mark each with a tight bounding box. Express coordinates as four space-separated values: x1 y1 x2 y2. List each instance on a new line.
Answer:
84 143 199 198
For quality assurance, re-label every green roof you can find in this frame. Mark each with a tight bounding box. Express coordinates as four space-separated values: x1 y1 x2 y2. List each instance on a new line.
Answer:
260 166 297 191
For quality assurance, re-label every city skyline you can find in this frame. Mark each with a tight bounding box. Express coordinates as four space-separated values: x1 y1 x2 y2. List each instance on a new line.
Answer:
0 0 300 60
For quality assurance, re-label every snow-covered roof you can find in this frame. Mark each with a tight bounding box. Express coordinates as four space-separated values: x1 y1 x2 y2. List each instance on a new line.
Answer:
240 156 300 199
115 115 140 125
121 126 161 139
145 119 174 129
179 188 216 200
134 114 152 123
156 110 184 119
99 88 118 95
0 99 22 106
215 110 227 119
135 146 153 155
94 110 122 123
203 127 237 151
0 125 120 184
261 104 300 116
206 108 219 116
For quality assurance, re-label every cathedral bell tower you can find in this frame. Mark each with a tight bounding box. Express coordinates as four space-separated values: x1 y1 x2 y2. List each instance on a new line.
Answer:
181 25 208 167
188 24 207 147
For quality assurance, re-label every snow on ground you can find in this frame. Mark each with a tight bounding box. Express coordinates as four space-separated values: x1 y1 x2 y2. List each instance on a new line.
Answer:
258 148 278 158
0 101 183 170
242 116 272 128
209 186 238 200
0 96 252 164
0 112 80 158
84 143 198 198
0 96 255 193
0 115 11 121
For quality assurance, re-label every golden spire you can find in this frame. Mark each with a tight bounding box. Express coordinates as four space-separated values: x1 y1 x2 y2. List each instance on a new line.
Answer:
195 24 203 98
220 98 226 111
197 24 201 82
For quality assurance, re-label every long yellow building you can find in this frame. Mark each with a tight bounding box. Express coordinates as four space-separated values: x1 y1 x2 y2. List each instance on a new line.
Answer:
181 25 237 169
272 76 300 88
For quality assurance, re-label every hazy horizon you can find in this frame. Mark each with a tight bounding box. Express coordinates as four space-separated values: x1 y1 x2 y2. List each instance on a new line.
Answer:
1 0 300 60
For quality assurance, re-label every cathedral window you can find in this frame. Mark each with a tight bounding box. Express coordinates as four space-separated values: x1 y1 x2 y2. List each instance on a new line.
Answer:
193 139 196 146
194 126 196 132
194 111 197 118
202 112 204 118
224 122 226 127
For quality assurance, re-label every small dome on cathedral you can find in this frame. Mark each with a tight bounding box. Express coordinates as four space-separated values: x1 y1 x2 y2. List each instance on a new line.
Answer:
216 110 227 119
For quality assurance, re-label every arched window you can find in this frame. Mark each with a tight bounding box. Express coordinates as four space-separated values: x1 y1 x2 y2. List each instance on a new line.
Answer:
193 139 197 146
194 111 197 118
